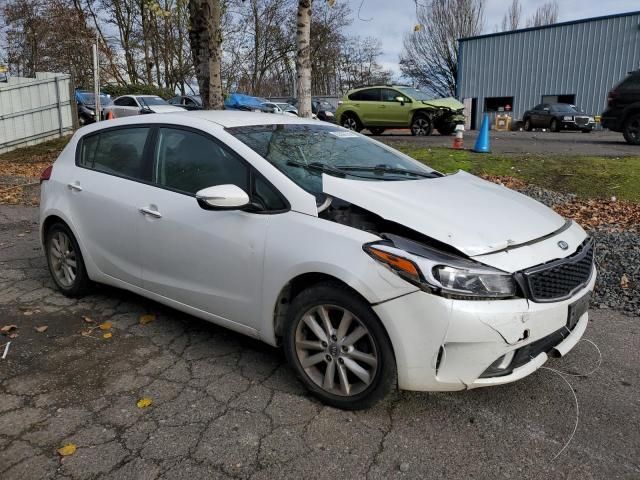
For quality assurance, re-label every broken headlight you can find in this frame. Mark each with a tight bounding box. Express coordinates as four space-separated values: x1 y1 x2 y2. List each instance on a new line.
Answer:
364 237 517 299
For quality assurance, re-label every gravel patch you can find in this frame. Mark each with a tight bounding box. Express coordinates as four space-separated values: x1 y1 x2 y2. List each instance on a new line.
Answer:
592 229 640 316
517 185 577 207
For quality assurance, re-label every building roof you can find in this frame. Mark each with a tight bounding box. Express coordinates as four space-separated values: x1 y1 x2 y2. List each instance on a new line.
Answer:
459 10 640 43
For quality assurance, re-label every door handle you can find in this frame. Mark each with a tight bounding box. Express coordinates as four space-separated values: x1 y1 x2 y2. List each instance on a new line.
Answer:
139 206 162 218
67 182 82 192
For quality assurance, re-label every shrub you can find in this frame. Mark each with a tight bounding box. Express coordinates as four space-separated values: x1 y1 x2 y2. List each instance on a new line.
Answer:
101 84 174 100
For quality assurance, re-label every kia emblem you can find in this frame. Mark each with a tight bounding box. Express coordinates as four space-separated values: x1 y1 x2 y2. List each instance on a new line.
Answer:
557 241 569 250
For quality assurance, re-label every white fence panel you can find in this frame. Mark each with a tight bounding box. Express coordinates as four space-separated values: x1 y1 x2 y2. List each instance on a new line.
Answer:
0 72 74 154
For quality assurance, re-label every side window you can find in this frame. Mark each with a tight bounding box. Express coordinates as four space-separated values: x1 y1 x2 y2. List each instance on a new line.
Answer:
533 104 543 110
114 97 136 107
359 88 381 101
184 98 195 106
348 91 362 101
381 89 401 102
153 128 249 195
252 175 287 211
79 127 151 180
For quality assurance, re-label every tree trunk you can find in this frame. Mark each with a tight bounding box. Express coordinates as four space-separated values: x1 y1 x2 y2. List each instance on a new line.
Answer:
296 0 312 118
188 0 224 109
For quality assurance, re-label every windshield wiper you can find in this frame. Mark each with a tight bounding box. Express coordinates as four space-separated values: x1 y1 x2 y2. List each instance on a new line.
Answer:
286 160 346 177
335 164 440 178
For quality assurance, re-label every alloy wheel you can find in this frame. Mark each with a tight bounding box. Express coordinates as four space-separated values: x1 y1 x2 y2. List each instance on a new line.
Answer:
412 118 430 136
627 117 640 142
49 231 77 288
294 304 378 397
343 116 358 131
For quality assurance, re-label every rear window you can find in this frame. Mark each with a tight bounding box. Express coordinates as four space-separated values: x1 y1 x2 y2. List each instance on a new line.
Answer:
618 74 640 91
78 127 151 181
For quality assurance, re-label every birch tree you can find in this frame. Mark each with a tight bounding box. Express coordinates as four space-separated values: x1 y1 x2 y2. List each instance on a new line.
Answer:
295 0 312 117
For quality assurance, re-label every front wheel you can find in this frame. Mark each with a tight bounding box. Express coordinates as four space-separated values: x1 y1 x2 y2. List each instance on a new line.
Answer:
623 114 640 145
411 114 433 136
550 118 559 132
283 283 396 410
369 127 385 136
436 124 457 136
524 118 532 131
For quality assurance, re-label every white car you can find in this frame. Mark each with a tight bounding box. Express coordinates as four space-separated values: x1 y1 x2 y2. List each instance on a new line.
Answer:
104 94 185 118
39 112 595 409
262 101 298 117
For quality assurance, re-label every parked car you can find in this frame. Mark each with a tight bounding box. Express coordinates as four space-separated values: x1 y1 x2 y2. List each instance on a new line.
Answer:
523 103 595 132
312 99 337 123
75 90 111 125
168 94 203 111
601 70 640 145
103 95 185 118
40 112 595 410
336 85 466 136
262 101 298 116
225 93 271 112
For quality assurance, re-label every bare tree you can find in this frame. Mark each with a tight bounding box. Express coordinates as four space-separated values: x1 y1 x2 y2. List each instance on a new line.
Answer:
400 0 484 97
526 1 558 27
296 0 312 117
189 0 224 108
500 0 521 31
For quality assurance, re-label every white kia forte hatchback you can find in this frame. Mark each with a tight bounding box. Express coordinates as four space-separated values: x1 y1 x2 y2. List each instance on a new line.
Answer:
40 112 596 409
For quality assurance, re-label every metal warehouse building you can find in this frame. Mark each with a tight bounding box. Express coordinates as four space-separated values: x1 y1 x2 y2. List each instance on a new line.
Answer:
457 11 640 129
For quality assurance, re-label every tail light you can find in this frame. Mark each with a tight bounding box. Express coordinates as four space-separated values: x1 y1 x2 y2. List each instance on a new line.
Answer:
607 89 618 106
40 165 53 183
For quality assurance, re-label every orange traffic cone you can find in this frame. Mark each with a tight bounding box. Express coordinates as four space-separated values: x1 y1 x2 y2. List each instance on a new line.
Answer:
452 124 464 149
106 110 114 120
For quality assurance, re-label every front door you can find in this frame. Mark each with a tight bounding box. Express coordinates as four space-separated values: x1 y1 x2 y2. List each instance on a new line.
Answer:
139 126 271 328
377 88 410 126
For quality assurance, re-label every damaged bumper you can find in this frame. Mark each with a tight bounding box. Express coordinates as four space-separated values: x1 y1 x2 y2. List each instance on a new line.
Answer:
372 272 596 392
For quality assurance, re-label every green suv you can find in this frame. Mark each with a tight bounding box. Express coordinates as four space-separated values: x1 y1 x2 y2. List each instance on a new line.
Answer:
336 85 466 136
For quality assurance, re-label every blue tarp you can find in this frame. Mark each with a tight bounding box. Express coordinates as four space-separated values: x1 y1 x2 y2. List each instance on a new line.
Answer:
224 93 264 111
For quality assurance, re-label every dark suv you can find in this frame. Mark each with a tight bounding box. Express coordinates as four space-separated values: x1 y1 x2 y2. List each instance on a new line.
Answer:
601 70 640 144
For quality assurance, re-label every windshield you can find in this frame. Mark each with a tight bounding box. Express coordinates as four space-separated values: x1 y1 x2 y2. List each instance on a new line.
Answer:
552 104 579 113
315 101 335 112
277 103 294 110
77 92 110 105
137 96 168 106
227 124 437 195
397 87 433 101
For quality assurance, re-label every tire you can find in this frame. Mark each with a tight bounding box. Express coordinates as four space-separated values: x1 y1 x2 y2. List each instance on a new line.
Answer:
283 283 396 410
45 222 91 297
550 118 559 132
369 127 385 136
622 113 640 145
581 129 592 133
524 118 532 131
341 113 362 132
411 113 433 136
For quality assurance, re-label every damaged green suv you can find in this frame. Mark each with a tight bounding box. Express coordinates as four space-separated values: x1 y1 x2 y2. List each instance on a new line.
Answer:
336 85 466 136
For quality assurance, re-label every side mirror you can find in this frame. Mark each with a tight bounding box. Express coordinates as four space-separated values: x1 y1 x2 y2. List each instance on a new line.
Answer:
195 184 250 210
139 107 153 114
543 107 550 112
395 96 405 106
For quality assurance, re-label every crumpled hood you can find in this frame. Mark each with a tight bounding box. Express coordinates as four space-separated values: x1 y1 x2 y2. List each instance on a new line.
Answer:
149 105 185 113
322 171 566 256
421 97 465 111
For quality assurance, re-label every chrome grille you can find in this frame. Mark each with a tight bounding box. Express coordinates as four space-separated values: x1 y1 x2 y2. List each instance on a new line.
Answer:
522 238 594 302
575 116 589 126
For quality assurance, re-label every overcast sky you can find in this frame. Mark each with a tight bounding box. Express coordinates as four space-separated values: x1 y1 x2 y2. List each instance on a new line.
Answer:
344 0 640 76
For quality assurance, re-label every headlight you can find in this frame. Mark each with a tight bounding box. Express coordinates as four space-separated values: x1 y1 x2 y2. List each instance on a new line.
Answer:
325 111 334 117
364 238 517 299
563 116 573 121
589 117 595 122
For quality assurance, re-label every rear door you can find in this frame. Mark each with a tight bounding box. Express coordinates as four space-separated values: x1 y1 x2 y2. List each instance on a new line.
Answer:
68 126 153 286
357 88 382 125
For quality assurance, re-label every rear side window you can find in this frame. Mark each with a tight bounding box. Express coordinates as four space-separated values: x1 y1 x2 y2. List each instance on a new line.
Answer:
78 127 151 181
114 97 137 107
358 88 381 101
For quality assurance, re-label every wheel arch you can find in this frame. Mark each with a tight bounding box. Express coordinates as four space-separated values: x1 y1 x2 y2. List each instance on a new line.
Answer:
622 103 640 124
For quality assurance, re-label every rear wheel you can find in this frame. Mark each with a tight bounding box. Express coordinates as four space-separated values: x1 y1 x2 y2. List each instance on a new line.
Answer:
411 113 433 136
283 283 396 410
341 113 362 132
45 222 91 297
369 127 385 136
623 113 640 145
550 118 559 132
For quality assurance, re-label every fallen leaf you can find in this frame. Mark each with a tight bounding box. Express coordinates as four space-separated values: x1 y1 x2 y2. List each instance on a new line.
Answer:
139 314 155 325
57 443 77 456
23 310 34 316
99 321 112 330
8 333 18 339
137 397 153 409
35 325 48 333
103 332 112 339
621 273 630 289
82 316 95 324
1 325 17 335
81 329 92 336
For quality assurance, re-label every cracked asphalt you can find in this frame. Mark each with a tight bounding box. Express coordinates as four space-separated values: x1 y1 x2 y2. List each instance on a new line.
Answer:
0 205 639 479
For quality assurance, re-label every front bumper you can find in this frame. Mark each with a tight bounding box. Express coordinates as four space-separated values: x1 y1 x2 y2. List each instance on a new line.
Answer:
373 272 595 392
560 119 595 130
